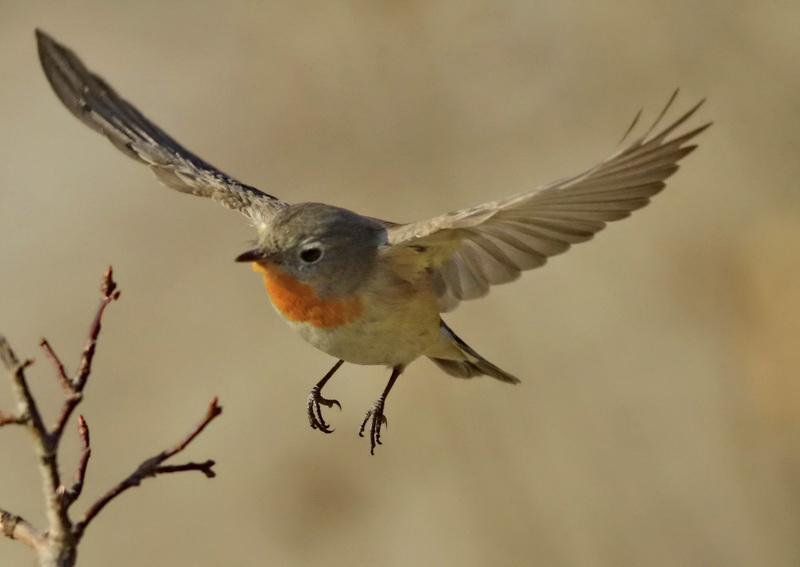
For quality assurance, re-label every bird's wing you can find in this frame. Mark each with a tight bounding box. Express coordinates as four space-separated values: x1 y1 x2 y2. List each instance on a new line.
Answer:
386 92 710 312
36 30 288 226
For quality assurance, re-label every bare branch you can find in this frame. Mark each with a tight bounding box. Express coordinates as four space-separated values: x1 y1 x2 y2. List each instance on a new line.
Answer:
71 267 119 392
64 416 91 508
74 398 222 541
153 460 217 478
0 338 75 562
51 268 118 440
2 267 221 565
156 397 223 461
0 411 25 426
0 509 45 553
50 392 82 441
0 336 74 567
40 339 70 393
0 342 45 439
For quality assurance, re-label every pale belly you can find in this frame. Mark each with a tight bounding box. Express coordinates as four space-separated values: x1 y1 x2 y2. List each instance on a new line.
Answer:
285 295 442 366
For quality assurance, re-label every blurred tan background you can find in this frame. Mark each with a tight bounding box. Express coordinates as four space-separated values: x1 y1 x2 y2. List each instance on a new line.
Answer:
2 1 799 565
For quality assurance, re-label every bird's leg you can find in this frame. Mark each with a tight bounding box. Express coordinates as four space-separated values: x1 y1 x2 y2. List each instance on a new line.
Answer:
307 359 344 433
359 365 403 454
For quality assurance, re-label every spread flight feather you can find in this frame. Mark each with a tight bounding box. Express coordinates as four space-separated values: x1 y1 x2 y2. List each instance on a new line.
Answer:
37 30 709 315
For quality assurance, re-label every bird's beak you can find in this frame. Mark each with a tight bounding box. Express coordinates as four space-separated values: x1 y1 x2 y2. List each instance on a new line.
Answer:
235 248 267 263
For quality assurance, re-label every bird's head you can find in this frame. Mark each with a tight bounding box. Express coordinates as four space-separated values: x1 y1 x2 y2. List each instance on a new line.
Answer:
236 203 387 298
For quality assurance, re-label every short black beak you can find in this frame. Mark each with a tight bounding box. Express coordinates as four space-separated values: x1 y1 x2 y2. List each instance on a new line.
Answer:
235 248 265 263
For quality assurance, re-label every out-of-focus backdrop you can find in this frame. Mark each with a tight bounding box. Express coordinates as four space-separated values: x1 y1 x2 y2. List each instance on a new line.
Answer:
2 2 799 566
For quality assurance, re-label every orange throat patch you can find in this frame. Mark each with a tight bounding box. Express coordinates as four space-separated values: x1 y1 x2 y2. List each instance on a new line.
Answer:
252 262 362 329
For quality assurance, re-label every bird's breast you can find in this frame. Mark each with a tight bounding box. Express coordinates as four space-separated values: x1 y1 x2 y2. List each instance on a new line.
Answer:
252 262 363 329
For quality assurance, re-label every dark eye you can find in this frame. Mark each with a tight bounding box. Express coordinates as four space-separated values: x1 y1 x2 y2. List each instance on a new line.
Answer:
299 247 323 263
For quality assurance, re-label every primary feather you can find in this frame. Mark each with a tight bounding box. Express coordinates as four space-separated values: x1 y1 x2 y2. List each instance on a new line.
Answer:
387 93 710 312
36 29 287 226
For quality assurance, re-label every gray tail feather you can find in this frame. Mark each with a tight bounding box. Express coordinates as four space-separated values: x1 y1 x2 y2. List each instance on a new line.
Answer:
430 357 520 384
430 322 521 384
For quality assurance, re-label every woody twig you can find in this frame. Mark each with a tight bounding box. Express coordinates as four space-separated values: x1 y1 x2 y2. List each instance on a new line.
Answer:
0 268 222 567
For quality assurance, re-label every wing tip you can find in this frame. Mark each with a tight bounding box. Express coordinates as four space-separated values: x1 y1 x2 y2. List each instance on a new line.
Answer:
34 28 50 45
35 29 66 68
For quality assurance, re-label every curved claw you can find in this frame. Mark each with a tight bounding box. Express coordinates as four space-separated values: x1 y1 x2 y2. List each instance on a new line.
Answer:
307 385 342 434
358 398 388 455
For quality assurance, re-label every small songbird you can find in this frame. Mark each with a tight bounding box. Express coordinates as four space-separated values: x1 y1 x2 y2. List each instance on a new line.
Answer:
36 30 709 453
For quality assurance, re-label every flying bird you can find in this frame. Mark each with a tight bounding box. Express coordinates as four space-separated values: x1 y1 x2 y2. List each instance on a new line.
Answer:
36 30 709 453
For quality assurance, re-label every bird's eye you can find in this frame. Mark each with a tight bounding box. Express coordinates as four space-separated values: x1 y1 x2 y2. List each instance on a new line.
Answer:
299 247 323 264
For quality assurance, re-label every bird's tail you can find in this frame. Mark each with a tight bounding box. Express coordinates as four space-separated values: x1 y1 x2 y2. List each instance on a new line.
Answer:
429 322 520 384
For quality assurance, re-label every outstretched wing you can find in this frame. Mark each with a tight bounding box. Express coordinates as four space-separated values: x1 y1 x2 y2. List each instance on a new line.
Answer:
36 30 288 226
387 93 710 312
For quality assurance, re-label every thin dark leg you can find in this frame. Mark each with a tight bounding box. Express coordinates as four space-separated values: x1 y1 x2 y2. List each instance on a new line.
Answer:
307 359 345 433
359 365 403 455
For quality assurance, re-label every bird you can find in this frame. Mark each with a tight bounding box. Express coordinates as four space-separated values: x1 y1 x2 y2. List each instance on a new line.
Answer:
35 29 709 454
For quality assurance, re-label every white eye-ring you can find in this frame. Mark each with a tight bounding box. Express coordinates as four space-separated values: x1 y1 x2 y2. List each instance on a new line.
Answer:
299 246 323 264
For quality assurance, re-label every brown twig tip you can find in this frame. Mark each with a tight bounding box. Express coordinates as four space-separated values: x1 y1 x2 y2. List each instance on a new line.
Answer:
40 338 70 392
162 397 223 460
101 266 117 298
156 460 217 478
0 411 25 426
209 397 222 418
77 415 90 445
71 267 122 395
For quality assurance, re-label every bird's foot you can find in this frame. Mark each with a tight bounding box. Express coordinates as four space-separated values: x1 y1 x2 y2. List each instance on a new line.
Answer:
307 385 341 433
359 397 388 454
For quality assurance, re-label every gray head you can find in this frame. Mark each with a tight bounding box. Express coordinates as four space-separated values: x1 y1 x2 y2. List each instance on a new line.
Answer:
236 202 387 298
